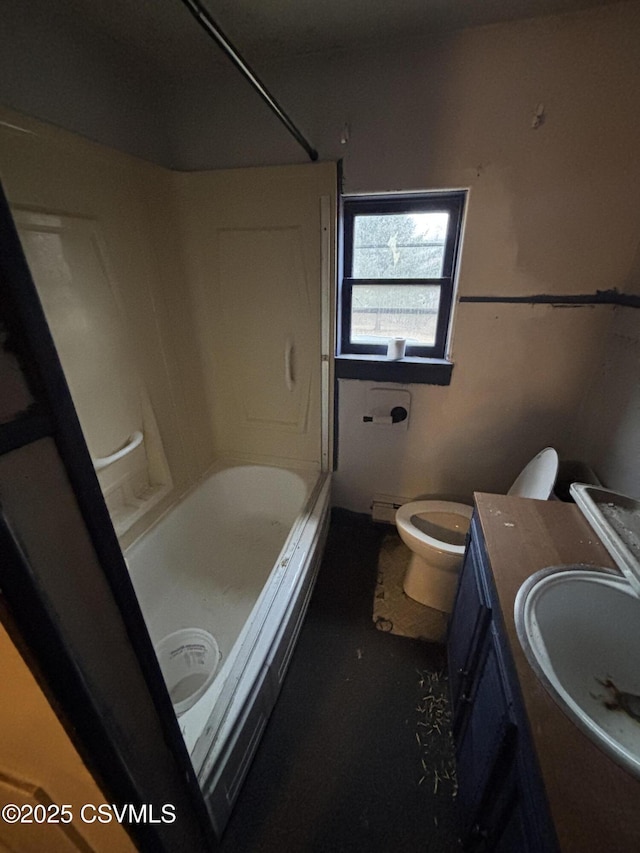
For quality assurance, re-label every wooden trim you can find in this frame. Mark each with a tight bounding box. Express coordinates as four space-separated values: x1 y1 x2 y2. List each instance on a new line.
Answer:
335 355 453 384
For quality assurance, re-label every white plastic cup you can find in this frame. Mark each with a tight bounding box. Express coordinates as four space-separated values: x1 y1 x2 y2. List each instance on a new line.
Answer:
387 337 406 360
155 628 221 716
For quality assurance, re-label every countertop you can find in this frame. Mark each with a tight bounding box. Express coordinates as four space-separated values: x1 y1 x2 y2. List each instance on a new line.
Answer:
474 492 640 853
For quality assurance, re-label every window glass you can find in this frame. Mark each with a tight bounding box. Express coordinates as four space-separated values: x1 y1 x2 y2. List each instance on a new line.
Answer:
352 212 449 279
350 284 441 346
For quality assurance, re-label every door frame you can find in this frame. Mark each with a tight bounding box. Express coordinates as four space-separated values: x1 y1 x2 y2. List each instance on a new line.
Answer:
0 182 217 851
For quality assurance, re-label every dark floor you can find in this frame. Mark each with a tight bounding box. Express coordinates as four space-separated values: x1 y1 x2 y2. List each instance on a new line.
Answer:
220 510 462 852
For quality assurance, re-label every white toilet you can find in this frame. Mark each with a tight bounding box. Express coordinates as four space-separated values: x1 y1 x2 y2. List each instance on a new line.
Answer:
395 447 559 612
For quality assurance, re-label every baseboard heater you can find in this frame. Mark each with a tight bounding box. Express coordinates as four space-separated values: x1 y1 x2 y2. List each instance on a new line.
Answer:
371 497 407 525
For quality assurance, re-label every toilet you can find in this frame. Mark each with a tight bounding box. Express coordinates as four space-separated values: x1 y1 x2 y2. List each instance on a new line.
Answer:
395 447 559 612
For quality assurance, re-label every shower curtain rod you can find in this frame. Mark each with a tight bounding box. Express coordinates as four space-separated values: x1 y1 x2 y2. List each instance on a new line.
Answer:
179 0 319 162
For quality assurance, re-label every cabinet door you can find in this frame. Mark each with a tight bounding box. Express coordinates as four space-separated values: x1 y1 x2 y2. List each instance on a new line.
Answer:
466 746 527 853
492 797 529 853
450 514 559 853
448 525 491 733
455 626 517 835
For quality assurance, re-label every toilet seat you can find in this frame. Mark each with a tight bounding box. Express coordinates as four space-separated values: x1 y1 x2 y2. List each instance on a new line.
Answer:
395 500 473 557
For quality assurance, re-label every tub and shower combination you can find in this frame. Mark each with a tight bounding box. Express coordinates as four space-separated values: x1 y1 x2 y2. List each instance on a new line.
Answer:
125 460 331 832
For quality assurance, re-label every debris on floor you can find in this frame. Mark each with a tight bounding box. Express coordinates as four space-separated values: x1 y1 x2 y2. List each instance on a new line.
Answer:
373 532 448 642
415 668 457 800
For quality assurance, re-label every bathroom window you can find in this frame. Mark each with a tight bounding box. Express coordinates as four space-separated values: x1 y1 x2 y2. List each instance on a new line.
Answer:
337 191 466 383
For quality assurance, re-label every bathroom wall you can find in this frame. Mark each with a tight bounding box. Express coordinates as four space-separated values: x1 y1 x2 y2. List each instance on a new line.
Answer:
569 184 640 498
0 109 207 545
1 2 639 511
0 108 334 543
331 2 638 510
154 1 640 511
302 3 638 510
0 0 172 166
336 307 613 510
172 162 336 470
571 308 640 497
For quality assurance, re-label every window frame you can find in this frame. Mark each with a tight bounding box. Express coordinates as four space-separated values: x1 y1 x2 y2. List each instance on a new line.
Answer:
338 191 466 372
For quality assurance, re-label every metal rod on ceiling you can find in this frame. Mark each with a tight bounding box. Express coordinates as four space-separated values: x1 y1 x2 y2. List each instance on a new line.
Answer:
179 0 319 162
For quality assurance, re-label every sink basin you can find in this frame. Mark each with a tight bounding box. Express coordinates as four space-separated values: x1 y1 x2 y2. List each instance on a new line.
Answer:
571 484 640 596
515 568 640 779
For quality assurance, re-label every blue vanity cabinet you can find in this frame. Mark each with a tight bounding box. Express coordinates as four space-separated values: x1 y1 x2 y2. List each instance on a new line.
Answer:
448 515 558 853
455 624 518 843
447 529 491 733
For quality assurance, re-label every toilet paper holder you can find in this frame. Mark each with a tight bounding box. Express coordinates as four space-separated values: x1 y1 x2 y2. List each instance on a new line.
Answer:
363 406 408 424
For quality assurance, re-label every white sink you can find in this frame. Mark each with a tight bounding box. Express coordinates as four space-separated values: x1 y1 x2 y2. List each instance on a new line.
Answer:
515 568 640 779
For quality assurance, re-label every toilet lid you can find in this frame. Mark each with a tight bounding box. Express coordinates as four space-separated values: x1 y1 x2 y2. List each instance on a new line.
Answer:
507 447 559 500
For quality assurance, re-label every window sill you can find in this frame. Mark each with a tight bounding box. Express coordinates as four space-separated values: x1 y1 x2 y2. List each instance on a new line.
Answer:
334 354 453 385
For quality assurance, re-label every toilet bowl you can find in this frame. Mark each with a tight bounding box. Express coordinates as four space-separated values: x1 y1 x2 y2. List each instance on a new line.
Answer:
395 448 559 612
396 501 473 611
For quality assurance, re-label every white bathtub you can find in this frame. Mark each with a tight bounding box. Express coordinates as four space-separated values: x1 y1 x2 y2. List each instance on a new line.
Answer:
125 461 331 834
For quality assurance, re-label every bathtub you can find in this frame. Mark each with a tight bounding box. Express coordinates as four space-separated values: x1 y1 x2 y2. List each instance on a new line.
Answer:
125 461 331 834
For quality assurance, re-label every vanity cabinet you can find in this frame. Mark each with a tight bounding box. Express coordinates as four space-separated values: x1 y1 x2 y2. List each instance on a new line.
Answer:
448 514 558 852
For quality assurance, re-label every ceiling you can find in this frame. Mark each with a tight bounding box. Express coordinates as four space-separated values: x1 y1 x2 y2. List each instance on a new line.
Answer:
58 0 621 76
